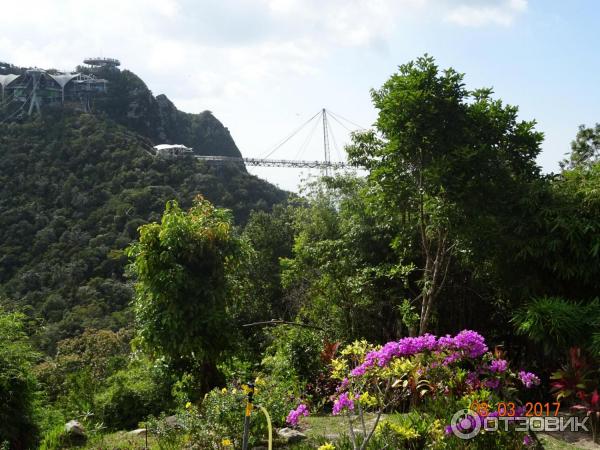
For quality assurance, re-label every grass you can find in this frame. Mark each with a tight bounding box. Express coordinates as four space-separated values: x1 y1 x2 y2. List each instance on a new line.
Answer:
538 433 591 450
81 431 154 449
65 416 598 449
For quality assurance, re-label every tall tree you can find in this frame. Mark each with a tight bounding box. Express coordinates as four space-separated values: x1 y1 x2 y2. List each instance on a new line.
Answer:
126 196 243 392
561 123 600 170
347 55 543 334
281 176 409 342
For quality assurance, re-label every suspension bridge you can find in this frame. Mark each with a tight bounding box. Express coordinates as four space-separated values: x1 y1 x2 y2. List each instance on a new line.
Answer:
179 108 364 173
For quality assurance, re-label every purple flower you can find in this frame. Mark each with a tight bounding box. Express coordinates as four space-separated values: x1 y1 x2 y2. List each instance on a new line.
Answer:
336 377 350 393
332 392 355 415
350 365 367 377
514 405 526 418
348 330 489 378
452 330 488 358
465 371 480 389
443 352 461 365
523 434 533 446
518 371 540 389
489 359 508 373
286 403 309 426
483 378 500 390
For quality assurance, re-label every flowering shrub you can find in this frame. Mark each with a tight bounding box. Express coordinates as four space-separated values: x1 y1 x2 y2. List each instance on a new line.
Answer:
286 403 309 427
326 330 540 450
152 377 296 449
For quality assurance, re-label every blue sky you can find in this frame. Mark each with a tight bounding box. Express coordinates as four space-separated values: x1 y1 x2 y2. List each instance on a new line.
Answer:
1 0 598 191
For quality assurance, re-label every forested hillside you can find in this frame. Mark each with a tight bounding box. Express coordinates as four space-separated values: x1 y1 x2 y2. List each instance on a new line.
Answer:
0 111 286 351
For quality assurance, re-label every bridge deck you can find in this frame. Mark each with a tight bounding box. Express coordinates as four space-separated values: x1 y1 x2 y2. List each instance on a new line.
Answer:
195 155 351 169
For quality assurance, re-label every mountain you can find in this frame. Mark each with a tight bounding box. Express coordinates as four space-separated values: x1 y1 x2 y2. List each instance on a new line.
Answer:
85 66 244 158
0 61 287 352
1 60 243 158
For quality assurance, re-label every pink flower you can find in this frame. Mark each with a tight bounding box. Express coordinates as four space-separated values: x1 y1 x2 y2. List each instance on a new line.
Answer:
518 371 540 389
286 403 309 427
489 359 508 373
332 392 355 415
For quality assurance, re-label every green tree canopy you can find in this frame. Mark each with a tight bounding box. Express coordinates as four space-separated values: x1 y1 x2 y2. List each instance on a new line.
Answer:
561 123 600 170
126 197 243 391
347 55 543 334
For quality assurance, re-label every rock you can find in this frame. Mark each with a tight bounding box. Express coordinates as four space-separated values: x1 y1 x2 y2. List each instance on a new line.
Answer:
164 415 183 429
64 420 87 444
65 420 85 437
277 428 307 444
127 428 147 437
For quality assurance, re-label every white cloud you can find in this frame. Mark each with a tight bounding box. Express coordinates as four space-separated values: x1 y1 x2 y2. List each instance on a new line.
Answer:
445 0 528 27
0 0 532 191
0 0 528 109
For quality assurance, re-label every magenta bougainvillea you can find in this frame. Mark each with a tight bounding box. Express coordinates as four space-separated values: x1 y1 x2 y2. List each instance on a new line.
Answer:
286 403 309 427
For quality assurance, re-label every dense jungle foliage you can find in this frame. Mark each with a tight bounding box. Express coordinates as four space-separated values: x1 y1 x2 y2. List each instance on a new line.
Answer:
0 111 286 353
0 56 599 449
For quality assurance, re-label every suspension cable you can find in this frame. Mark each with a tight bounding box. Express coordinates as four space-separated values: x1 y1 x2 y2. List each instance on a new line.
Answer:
328 118 345 163
260 110 321 159
293 111 322 160
327 109 367 131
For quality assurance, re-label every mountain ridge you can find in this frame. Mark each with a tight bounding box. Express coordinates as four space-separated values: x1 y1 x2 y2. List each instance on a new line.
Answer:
0 61 287 352
0 59 244 159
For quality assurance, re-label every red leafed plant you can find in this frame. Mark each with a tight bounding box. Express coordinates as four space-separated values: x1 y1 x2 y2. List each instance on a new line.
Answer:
550 347 594 401
571 389 600 443
305 340 341 412
320 340 341 364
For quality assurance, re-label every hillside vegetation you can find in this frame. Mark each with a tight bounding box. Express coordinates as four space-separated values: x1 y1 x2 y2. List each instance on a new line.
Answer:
0 111 286 351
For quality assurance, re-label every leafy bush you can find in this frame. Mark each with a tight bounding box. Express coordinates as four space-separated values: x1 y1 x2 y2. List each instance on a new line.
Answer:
152 376 296 449
38 424 68 450
37 423 88 450
0 309 39 449
95 359 174 430
513 296 600 355
262 325 324 384
374 412 444 449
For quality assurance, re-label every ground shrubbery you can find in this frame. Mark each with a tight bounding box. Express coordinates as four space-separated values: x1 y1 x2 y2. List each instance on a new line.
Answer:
95 359 174 430
282 330 542 449
0 309 39 450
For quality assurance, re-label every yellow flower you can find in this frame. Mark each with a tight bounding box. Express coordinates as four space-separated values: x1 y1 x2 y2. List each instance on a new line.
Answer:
317 444 335 450
254 376 266 386
221 438 232 447
221 387 228 394
185 401 192 409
